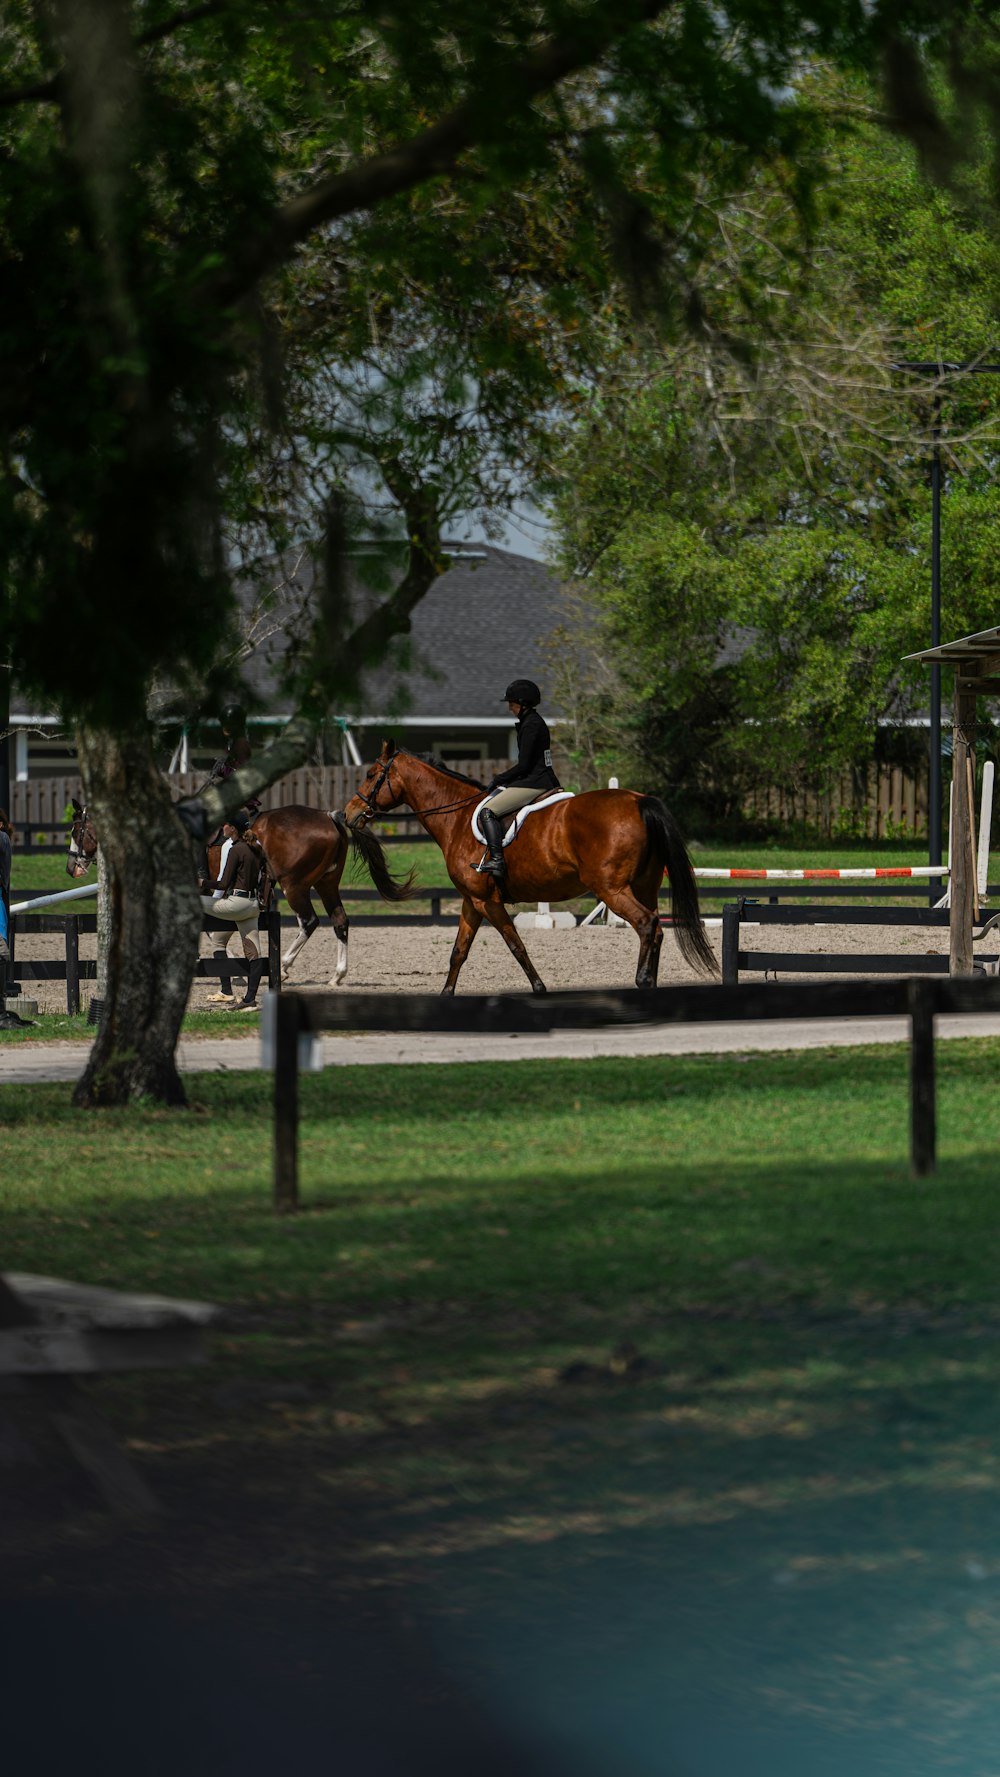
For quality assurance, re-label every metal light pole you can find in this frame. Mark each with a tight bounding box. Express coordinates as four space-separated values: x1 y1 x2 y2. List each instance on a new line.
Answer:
893 360 1000 893
929 392 942 870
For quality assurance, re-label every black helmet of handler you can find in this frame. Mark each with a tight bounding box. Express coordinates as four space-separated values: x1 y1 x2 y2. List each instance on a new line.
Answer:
478 679 560 882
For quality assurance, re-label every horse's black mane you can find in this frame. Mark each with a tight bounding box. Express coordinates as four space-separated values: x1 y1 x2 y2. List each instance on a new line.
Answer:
407 752 485 789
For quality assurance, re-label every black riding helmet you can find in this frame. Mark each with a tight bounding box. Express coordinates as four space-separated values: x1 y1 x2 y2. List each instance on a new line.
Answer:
221 701 247 733
503 679 541 707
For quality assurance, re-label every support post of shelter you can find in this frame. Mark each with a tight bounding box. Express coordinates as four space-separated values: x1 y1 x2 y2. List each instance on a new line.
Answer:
950 677 977 978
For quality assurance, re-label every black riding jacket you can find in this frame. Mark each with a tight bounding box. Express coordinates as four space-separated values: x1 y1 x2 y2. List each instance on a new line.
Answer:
209 838 261 898
492 708 560 792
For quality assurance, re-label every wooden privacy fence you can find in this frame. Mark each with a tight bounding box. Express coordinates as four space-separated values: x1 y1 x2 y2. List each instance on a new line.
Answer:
11 759 941 845
9 760 508 845
263 977 1000 1211
741 762 930 840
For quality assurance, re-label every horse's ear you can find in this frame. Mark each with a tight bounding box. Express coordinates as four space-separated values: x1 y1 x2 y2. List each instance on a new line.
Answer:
71 798 82 816
384 738 396 758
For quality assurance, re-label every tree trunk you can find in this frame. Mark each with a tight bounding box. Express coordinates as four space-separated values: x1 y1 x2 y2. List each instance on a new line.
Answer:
72 724 202 1107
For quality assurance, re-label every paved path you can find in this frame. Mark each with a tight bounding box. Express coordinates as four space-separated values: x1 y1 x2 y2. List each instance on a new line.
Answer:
5 1012 1000 1083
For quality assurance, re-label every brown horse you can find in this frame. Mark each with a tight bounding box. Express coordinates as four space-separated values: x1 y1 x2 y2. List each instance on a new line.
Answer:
243 805 412 985
344 742 715 995
67 800 97 877
68 799 413 986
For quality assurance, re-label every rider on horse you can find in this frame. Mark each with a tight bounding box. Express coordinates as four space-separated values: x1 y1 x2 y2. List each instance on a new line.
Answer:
478 679 561 882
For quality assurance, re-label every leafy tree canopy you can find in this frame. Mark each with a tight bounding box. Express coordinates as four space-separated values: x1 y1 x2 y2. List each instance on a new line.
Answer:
4 0 998 736
550 61 1000 821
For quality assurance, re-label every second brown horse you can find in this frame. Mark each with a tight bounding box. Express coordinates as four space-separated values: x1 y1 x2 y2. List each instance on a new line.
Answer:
245 804 413 985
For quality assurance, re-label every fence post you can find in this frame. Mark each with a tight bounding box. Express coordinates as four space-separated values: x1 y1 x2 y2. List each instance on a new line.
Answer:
65 915 80 1016
266 909 281 993
721 901 742 986
273 993 302 1215
908 979 936 1177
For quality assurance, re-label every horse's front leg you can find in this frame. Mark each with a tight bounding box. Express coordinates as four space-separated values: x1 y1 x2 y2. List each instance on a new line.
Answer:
280 885 319 981
482 895 547 995
442 897 484 994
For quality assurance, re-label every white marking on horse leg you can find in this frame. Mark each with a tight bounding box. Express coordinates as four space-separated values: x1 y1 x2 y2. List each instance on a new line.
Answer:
328 936 348 987
280 918 310 980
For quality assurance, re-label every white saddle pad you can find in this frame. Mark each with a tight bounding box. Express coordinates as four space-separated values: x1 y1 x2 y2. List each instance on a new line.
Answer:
472 789 574 847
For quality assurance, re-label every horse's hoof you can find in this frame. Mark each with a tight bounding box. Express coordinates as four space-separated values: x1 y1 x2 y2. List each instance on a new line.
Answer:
531 980 547 996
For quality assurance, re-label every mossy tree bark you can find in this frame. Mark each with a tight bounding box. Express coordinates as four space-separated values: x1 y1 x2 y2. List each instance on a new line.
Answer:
72 724 202 1108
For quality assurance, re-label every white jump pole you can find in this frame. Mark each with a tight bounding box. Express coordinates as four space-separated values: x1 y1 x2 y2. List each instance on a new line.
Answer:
10 884 98 914
978 759 994 900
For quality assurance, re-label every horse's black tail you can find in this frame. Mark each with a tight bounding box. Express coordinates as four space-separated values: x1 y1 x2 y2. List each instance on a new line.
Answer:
331 811 416 903
638 795 716 976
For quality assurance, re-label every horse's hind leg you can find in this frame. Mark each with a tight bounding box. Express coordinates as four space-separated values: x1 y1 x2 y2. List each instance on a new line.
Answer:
442 897 484 995
280 884 319 981
316 873 349 985
482 895 547 995
601 887 662 988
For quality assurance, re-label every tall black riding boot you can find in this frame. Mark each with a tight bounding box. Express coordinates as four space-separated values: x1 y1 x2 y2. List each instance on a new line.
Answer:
231 955 264 1011
478 809 506 884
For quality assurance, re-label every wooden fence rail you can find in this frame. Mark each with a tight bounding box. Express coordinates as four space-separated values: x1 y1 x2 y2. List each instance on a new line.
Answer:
263 976 1000 1211
3 911 282 1015
720 896 1000 985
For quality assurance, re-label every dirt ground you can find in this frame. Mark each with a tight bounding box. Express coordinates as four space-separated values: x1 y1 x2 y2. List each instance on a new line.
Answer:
13 907 966 1015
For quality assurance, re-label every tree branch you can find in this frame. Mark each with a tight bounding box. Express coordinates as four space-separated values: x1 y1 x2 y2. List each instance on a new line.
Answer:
177 475 445 834
206 0 674 305
0 1 227 107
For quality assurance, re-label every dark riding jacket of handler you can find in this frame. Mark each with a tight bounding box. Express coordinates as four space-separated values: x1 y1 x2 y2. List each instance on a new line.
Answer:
478 680 560 883
199 810 266 1012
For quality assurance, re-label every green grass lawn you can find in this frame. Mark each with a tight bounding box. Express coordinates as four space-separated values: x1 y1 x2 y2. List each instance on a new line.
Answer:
0 1008 262 1043
7 1046 1000 1761
4 1046 999 1315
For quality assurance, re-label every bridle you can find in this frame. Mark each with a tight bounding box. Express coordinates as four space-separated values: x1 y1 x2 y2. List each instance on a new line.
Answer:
350 754 397 826
351 753 485 827
67 806 97 876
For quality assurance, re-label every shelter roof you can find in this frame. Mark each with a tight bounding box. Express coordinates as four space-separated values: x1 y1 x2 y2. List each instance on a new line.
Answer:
904 627 1000 669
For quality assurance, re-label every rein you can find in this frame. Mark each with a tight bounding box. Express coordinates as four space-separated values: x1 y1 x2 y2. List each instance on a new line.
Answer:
354 754 485 823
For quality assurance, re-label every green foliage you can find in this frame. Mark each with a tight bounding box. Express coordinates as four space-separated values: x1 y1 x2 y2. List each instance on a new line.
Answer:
550 66 1000 822
4 4 999 732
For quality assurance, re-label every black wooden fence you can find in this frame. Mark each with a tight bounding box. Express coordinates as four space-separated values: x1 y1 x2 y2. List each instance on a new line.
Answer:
3 910 282 1014
264 977 1000 1212
720 898 1000 984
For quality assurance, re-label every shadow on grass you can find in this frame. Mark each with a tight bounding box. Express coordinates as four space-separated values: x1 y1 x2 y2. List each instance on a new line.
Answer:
7 1052 1000 1768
